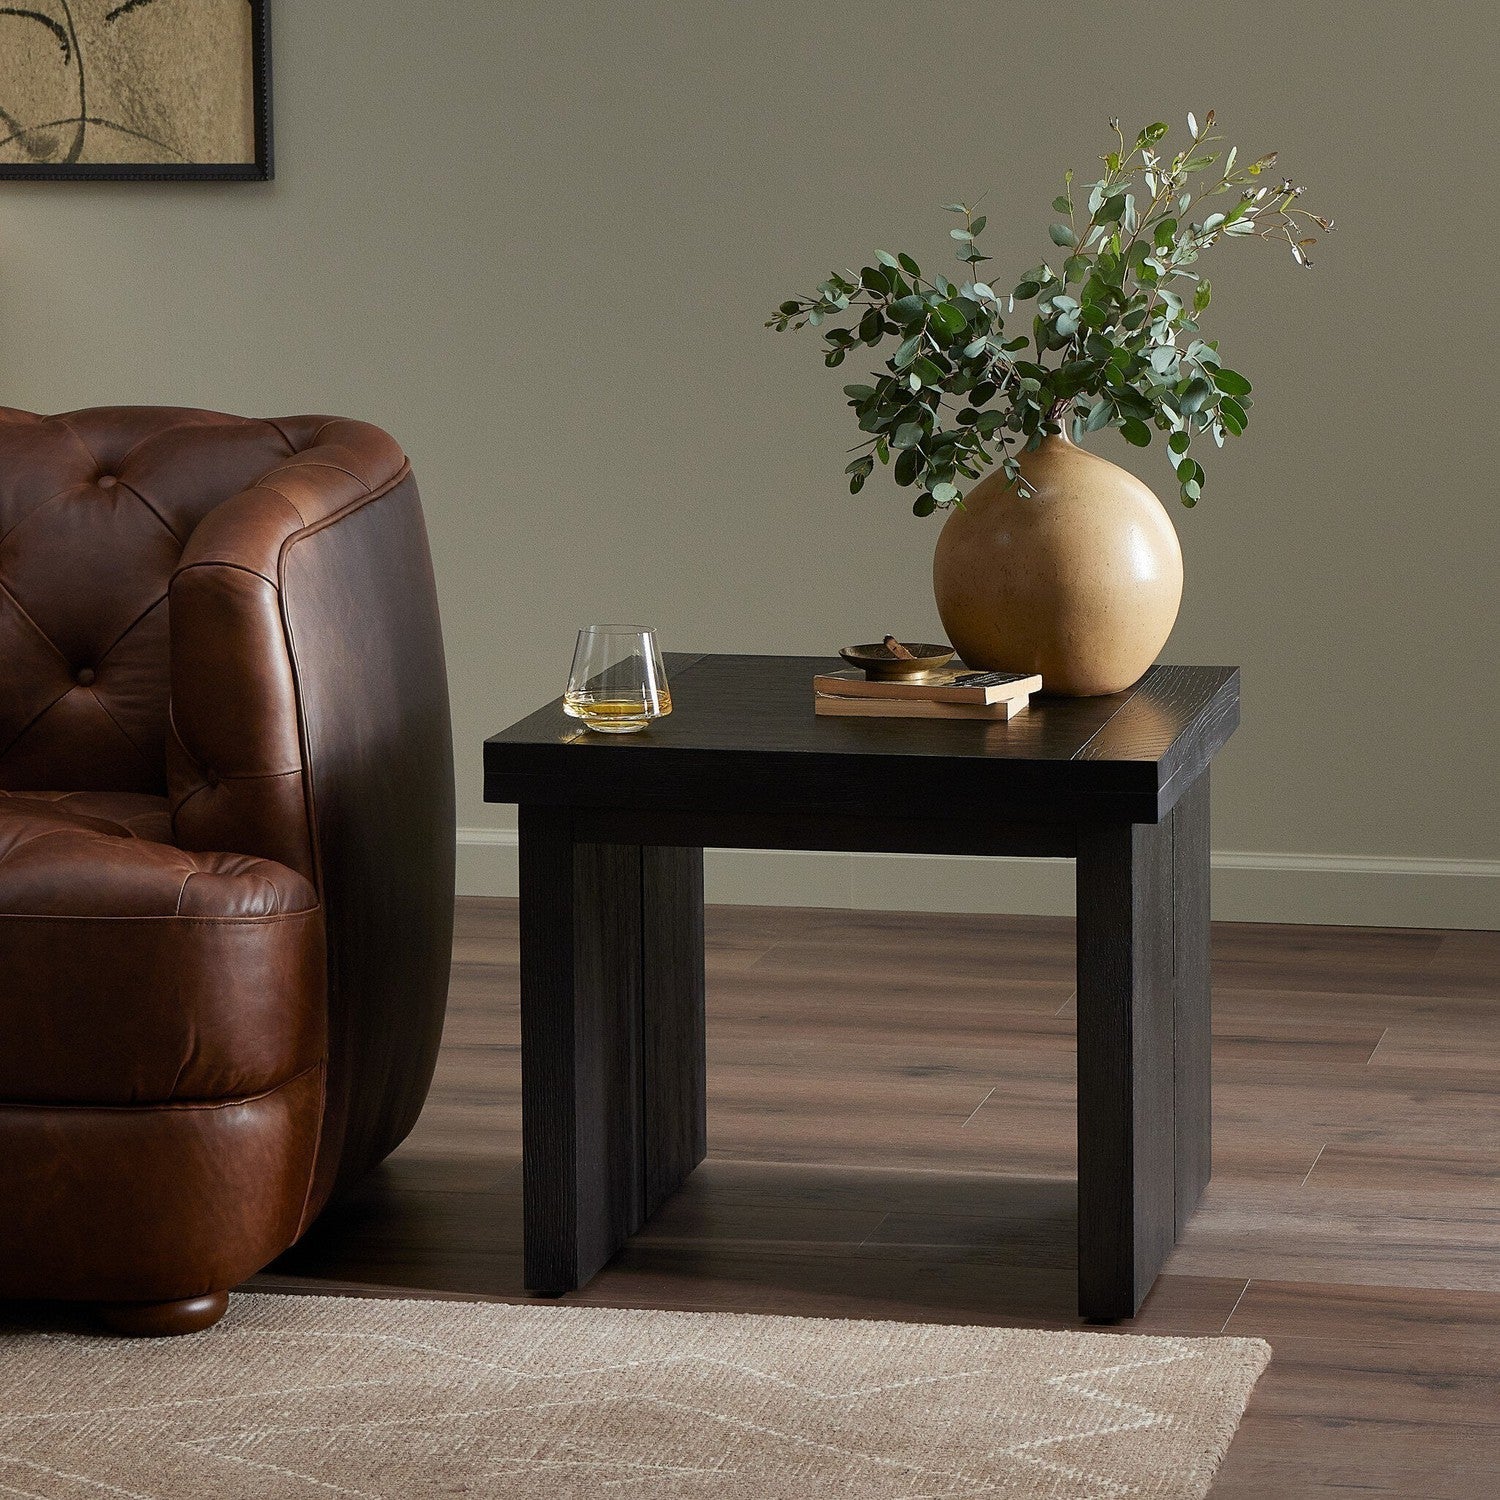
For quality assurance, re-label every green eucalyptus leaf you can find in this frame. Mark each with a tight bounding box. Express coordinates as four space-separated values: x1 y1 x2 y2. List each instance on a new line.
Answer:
931 481 959 505
1121 417 1152 446
1093 192 1127 225
894 448 920 486
1179 376 1215 413
1049 223 1078 247
1168 430 1191 455
928 303 967 338
892 422 925 448
898 252 921 277
1213 368 1252 396
912 493 937 517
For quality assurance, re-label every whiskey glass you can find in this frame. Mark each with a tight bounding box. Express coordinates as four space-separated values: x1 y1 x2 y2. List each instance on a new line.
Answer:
563 626 672 733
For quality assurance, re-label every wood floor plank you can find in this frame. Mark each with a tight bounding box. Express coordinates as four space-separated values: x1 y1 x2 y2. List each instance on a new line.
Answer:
1305 1144 1500 1206
1212 1295 1500 1499
1223 1278 1500 1352
1168 1183 1500 1292
1369 1022 1500 1074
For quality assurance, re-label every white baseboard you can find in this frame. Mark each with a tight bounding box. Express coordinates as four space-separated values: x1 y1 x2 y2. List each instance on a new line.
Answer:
456 828 1498 930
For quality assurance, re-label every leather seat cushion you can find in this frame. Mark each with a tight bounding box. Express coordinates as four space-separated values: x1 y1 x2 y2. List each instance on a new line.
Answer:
0 790 324 1105
0 790 314 917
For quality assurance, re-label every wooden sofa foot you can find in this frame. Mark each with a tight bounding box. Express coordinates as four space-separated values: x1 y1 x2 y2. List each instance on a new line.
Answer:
96 1291 230 1337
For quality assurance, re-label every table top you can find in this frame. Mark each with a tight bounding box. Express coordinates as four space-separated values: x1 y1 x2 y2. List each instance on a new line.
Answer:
484 654 1239 825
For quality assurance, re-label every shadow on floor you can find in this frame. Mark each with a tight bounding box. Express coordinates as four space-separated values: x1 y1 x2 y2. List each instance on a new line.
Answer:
253 1153 1099 1329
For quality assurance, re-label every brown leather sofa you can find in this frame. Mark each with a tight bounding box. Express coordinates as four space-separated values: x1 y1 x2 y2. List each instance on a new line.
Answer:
0 406 454 1335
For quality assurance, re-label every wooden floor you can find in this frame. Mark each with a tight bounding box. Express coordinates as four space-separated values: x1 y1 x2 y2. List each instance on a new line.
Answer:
254 899 1500 1497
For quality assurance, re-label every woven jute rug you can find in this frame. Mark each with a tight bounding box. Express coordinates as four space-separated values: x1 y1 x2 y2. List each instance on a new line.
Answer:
0 1293 1268 1498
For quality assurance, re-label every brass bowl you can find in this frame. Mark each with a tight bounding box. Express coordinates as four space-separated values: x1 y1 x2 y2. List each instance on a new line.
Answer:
839 641 956 682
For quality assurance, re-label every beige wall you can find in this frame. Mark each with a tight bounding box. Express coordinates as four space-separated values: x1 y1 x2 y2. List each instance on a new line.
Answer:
4 1 1495 925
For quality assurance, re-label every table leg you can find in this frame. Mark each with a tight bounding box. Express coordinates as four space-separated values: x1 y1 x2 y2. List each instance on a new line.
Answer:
518 808 706 1294
641 846 708 1217
1173 774 1212 1233
1075 774 1212 1319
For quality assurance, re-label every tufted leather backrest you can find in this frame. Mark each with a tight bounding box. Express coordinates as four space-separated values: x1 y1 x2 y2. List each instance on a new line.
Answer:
0 408 301 793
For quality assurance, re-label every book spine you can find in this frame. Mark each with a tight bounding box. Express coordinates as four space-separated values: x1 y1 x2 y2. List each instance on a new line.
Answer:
814 693 1030 721
811 674 1037 705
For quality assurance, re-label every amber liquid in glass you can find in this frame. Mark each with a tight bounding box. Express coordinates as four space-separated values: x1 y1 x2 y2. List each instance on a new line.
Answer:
563 688 672 733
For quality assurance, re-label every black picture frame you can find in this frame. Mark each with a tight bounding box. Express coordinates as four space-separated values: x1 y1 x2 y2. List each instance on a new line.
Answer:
0 1 273 182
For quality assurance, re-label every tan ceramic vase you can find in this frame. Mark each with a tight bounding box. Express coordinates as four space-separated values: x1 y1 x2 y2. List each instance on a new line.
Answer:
932 432 1184 696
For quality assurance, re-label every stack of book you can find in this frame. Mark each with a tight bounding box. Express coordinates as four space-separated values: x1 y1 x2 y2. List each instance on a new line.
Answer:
814 667 1041 720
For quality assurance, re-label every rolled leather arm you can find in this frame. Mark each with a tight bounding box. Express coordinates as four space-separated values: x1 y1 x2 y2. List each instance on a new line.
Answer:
169 414 454 1204
168 417 408 879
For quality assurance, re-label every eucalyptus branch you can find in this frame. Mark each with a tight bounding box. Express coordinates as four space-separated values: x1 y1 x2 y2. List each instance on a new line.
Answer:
768 112 1329 511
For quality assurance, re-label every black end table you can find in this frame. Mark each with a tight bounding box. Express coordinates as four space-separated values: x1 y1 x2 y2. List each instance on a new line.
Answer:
484 654 1239 1319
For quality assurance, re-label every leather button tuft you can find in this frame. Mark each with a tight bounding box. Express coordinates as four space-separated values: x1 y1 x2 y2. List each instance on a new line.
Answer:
75 668 96 687
97 475 118 489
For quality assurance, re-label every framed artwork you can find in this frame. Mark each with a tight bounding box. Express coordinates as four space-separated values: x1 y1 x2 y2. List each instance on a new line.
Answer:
0 0 271 181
